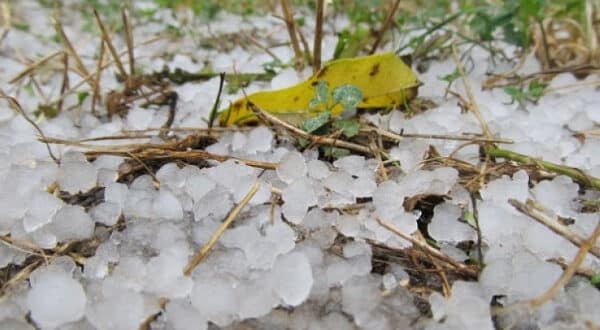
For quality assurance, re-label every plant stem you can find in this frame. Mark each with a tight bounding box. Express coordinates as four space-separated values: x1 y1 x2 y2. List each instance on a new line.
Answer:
313 0 324 74
485 146 600 190
280 0 304 70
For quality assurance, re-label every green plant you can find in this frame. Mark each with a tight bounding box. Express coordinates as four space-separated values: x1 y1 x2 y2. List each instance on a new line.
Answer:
298 81 363 158
503 80 547 109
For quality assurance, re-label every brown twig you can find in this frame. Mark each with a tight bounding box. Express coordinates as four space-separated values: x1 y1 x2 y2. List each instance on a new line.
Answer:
248 102 373 155
451 44 492 138
369 0 402 54
57 53 69 113
41 136 277 170
9 50 65 84
377 217 479 278
313 0 325 73
244 33 281 62
184 181 260 276
94 9 128 79
91 37 106 115
509 199 600 259
362 126 513 144
121 6 135 76
0 93 59 164
54 17 94 89
0 2 10 47
527 218 600 308
280 0 304 70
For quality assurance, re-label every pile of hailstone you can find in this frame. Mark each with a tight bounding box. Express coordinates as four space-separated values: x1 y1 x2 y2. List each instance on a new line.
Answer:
0 1 599 330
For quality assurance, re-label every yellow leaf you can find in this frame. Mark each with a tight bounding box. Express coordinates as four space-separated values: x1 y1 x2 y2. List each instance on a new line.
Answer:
219 52 420 126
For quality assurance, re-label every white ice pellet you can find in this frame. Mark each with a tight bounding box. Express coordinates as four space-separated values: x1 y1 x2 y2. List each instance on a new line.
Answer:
429 202 475 243
23 191 64 233
27 267 86 329
50 205 95 241
152 188 183 220
57 158 98 194
270 252 313 306
90 201 121 226
277 151 307 184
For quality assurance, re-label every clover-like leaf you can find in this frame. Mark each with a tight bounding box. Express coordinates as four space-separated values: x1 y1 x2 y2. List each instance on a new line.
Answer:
309 80 330 109
301 111 330 133
332 118 360 138
332 84 363 111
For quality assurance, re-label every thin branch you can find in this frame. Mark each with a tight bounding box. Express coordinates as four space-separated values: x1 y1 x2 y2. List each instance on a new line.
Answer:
312 0 325 73
369 0 401 54
451 44 492 138
91 37 106 115
0 93 59 164
9 50 64 84
248 102 373 155
489 147 600 190
184 181 260 276
362 126 513 144
527 218 600 308
377 217 479 278
280 0 304 70
54 18 93 88
41 136 278 170
94 9 128 78
121 6 135 76
509 199 600 259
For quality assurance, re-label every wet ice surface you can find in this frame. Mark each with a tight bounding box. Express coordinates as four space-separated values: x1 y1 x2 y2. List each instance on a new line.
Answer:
0 1 599 330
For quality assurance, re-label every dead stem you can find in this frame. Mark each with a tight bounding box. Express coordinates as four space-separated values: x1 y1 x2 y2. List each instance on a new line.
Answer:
91 37 106 115
244 33 281 62
451 44 492 138
57 52 69 113
49 36 165 107
547 257 597 279
54 17 94 89
362 126 513 144
0 235 47 258
121 7 135 76
376 218 479 278
369 0 401 55
9 50 65 84
509 199 600 259
184 181 260 276
488 147 600 190
93 9 128 78
248 102 373 155
527 218 600 308
312 0 325 73
280 0 304 70
0 93 59 164
0 1 10 47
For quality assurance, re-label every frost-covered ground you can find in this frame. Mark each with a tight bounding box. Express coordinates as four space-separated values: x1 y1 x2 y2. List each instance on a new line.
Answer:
1 1 600 330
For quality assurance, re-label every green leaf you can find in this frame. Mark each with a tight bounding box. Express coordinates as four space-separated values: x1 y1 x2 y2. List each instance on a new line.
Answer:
297 137 310 148
591 273 600 286
333 30 350 60
77 92 89 107
520 0 546 21
309 80 330 109
527 80 547 100
301 111 330 133
322 146 350 159
332 119 360 138
439 69 460 83
332 84 363 111
504 86 525 99
463 209 477 228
